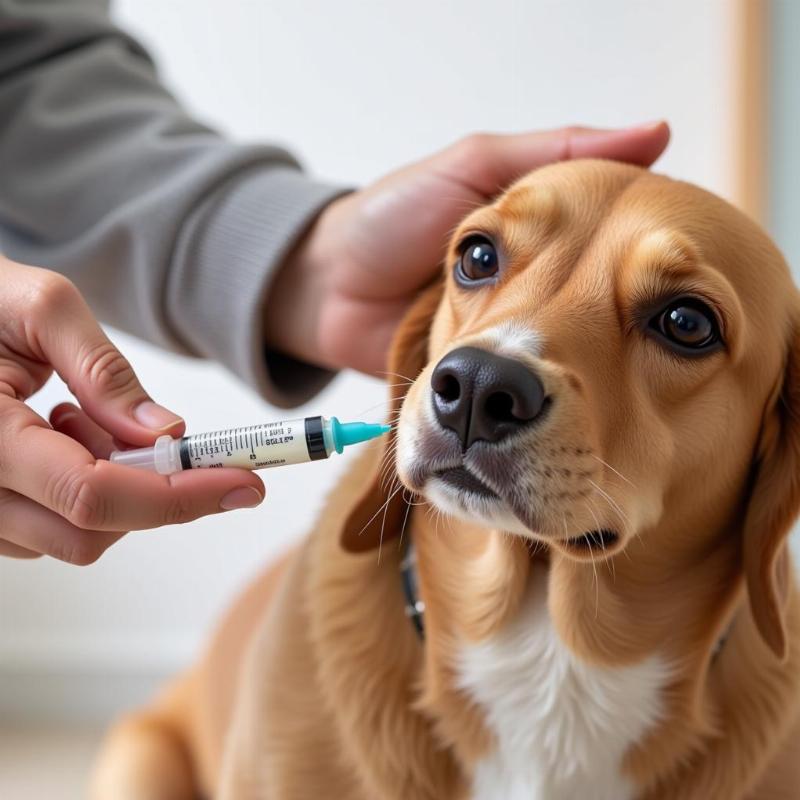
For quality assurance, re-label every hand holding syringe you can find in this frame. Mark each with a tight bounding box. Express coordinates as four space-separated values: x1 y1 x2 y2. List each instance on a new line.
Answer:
110 416 390 475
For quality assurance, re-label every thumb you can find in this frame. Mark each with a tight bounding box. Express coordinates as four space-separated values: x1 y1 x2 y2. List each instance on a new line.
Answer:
26 272 184 446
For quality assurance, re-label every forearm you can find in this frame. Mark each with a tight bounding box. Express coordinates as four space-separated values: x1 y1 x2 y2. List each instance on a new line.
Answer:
0 0 345 404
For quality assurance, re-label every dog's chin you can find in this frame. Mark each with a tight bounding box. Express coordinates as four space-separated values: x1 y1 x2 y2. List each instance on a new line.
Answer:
422 474 533 536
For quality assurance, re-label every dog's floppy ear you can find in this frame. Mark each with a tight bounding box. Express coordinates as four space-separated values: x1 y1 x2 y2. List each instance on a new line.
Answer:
743 313 800 660
340 278 444 553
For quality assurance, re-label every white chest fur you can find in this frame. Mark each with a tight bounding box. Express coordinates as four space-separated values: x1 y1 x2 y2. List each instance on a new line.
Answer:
456 567 668 800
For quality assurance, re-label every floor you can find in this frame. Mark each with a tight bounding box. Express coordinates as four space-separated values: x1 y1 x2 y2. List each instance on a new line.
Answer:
0 725 103 800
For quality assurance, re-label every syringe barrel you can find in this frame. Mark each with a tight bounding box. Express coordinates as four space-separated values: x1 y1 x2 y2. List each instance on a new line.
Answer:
110 416 389 475
177 416 329 472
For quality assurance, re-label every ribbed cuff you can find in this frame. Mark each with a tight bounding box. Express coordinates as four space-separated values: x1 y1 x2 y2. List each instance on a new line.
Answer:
169 166 348 407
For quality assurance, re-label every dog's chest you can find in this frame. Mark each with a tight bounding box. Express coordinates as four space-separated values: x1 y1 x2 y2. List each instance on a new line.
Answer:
455 574 667 800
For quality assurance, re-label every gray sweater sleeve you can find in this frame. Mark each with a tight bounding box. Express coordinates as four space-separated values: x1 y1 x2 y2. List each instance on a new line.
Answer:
0 0 346 407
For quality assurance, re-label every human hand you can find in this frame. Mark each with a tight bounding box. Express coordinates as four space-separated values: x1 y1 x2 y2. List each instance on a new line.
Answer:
265 122 670 374
0 257 265 564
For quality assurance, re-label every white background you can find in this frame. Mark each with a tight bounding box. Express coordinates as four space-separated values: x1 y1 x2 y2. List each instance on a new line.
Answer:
0 0 746 721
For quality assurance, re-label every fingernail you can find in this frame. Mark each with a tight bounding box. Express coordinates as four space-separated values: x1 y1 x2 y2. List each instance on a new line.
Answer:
133 400 183 431
220 486 264 511
630 119 665 132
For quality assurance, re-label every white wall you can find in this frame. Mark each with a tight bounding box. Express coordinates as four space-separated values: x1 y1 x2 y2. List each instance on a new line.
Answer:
0 0 739 721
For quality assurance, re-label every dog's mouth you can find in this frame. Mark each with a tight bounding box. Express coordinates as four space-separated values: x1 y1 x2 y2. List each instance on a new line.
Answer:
407 431 626 549
422 463 531 534
423 465 624 554
560 529 620 553
435 466 498 498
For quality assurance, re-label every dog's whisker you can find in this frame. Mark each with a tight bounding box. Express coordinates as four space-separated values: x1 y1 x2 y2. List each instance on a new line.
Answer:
379 455 396 477
397 492 413 551
380 469 397 493
528 534 545 559
352 392 412 418
432 502 445 538
376 370 416 384
588 486 635 565
381 435 401 452
378 446 394 472
358 481 404 542
587 479 630 528
379 443 397 464
590 454 637 489
379 448 397 471
583 493 623 578
401 489 427 508
582 500 603 619
379 468 398 493
353 403 397 419
379 447 400 490
377 477 403 565
379 437 399 455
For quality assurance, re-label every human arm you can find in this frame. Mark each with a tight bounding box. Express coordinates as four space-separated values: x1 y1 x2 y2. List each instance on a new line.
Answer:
0 0 344 406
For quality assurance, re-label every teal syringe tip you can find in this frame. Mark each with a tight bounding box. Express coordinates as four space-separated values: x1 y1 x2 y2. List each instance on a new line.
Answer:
329 417 392 454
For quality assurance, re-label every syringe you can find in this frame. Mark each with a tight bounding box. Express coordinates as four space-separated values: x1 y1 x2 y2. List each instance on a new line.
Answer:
109 416 390 476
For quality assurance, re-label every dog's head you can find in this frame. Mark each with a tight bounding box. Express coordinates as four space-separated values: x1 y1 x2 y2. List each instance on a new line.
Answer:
342 159 800 660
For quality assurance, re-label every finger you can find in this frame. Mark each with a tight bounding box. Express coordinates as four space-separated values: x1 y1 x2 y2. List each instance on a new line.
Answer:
0 539 42 559
436 121 671 197
1 403 266 530
567 121 671 166
51 402 116 459
5 265 184 446
0 489 123 565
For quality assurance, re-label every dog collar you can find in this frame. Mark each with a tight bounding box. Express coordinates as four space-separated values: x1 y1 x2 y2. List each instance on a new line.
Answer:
400 539 425 639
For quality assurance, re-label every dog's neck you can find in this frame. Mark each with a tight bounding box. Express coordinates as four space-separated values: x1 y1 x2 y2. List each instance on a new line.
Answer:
410 505 743 656
408 508 748 795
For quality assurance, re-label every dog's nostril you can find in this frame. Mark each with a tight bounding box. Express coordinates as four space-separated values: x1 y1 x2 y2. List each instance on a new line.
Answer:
433 373 461 402
430 346 547 448
484 391 516 422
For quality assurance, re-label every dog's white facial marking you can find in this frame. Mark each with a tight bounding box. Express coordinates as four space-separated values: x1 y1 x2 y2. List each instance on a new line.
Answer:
458 566 668 800
476 321 542 361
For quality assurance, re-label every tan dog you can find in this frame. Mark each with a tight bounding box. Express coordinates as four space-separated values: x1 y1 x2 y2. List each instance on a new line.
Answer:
92 160 800 800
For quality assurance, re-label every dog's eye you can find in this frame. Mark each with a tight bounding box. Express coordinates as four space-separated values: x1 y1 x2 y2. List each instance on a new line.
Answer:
650 299 720 351
457 237 499 282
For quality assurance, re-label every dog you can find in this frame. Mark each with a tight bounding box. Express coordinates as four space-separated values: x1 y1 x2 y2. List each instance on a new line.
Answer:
91 159 800 799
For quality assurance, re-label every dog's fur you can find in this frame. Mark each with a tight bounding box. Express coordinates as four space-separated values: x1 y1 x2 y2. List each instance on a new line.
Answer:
92 160 800 799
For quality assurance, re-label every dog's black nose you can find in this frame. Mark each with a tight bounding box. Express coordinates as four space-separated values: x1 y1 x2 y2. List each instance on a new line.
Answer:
431 346 547 449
